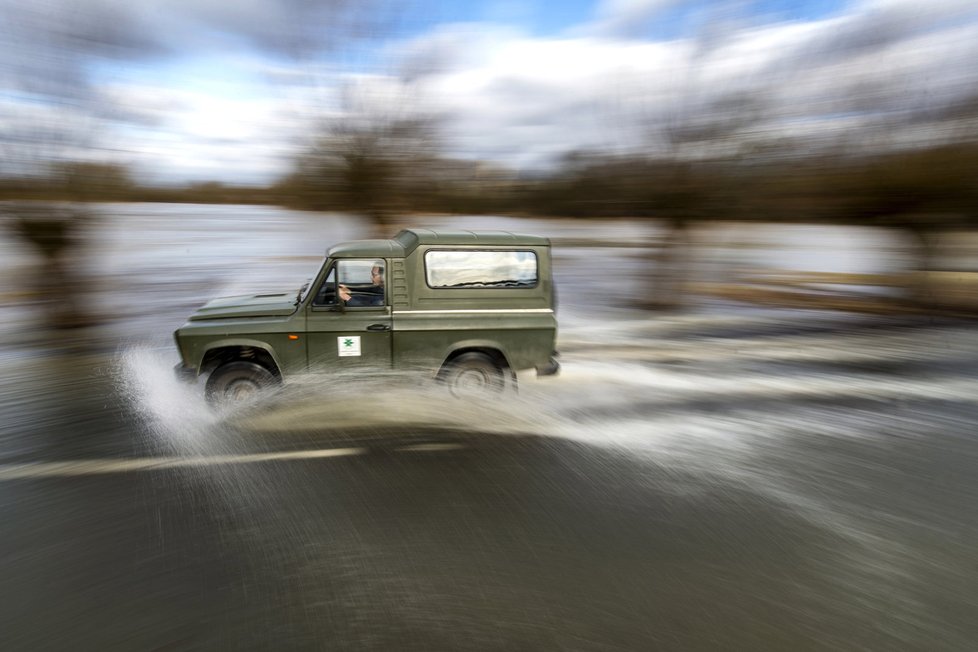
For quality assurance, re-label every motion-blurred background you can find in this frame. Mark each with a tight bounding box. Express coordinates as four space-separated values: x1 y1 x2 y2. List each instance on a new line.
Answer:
3 0 978 330
2 2 978 650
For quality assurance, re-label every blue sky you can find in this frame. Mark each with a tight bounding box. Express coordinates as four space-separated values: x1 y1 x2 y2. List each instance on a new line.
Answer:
395 0 849 39
1 0 976 184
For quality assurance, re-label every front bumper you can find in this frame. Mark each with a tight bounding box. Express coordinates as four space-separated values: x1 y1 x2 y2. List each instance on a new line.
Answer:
174 363 198 384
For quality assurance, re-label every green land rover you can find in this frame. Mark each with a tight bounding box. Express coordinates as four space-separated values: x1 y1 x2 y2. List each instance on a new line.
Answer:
174 228 560 403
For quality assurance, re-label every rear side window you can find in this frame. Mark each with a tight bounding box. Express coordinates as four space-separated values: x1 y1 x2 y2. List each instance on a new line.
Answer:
424 250 538 289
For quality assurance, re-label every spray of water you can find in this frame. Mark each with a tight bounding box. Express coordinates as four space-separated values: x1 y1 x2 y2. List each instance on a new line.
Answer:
117 345 228 456
116 321 978 459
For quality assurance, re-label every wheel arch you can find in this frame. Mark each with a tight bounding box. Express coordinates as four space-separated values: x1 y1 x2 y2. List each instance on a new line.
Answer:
200 340 283 379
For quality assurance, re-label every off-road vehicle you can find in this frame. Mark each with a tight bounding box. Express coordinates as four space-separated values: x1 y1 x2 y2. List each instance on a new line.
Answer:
174 228 559 403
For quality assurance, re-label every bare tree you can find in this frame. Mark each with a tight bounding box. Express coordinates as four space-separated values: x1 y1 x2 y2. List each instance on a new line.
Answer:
292 76 442 238
631 3 771 309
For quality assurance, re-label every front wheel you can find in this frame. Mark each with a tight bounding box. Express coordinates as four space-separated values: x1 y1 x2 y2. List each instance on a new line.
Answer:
440 353 505 398
205 361 278 407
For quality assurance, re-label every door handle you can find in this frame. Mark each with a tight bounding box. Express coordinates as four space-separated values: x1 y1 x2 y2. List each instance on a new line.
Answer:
366 323 390 332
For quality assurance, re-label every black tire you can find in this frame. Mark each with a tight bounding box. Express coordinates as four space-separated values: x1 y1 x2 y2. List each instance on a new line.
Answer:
205 361 277 407
440 352 505 398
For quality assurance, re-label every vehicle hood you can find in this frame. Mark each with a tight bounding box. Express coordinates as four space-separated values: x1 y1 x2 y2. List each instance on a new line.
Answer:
188 292 298 321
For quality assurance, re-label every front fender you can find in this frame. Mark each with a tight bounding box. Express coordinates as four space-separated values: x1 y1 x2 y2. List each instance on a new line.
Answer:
196 338 284 375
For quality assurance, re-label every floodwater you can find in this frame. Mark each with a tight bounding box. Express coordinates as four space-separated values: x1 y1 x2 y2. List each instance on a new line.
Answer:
1 203 977 649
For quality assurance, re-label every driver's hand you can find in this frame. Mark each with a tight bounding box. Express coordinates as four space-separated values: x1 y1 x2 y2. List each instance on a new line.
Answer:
339 284 351 301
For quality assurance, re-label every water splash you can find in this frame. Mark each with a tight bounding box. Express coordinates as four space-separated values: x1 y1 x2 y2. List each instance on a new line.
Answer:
116 345 225 456
115 322 978 458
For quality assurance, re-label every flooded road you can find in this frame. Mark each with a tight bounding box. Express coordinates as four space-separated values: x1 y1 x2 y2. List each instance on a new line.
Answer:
1 204 977 649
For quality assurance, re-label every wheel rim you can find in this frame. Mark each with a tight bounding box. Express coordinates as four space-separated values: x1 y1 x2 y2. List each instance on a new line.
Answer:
225 378 260 402
456 368 489 389
450 368 494 397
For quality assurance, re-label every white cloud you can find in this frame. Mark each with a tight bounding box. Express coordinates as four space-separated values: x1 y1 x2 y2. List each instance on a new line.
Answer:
3 0 978 182
92 80 310 183
397 4 978 168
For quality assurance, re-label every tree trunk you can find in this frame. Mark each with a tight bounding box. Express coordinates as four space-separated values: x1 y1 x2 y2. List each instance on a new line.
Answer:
7 203 93 328
906 226 938 309
366 208 395 239
641 218 691 310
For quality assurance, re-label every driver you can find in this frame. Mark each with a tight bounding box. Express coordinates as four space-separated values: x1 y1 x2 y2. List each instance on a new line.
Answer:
339 262 385 306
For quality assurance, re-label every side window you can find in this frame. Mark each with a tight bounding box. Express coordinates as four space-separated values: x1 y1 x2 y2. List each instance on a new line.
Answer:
425 250 538 288
313 268 337 305
337 259 386 307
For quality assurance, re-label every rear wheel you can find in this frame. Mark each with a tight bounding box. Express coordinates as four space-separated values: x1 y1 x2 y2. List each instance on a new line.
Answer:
440 353 505 398
205 361 277 407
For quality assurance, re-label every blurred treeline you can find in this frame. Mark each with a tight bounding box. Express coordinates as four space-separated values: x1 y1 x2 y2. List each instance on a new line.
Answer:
0 163 277 205
5 142 975 237
279 142 978 230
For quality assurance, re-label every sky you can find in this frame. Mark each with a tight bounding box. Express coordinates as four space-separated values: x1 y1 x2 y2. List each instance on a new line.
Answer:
1 0 977 184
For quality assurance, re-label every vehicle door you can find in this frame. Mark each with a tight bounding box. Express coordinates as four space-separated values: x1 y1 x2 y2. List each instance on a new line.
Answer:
305 259 392 370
